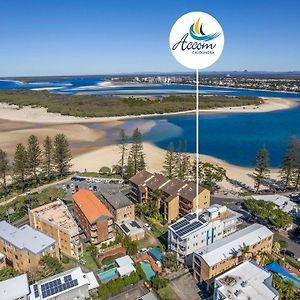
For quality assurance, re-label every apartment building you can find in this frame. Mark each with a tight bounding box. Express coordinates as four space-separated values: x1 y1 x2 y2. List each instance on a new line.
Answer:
193 224 273 288
214 261 279 300
168 204 241 265
29 200 82 260
0 221 58 273
129 171 210 223
28 266 99 300
99 189 135 221
73 189 114 245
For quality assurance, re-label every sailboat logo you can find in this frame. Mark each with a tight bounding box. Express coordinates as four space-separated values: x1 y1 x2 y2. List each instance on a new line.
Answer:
189 18 220 42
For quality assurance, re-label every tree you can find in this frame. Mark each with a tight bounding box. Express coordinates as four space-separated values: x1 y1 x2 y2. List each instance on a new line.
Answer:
292 142 300 190
239 244 251 263
280 136 300 188
27 135 41 183
0 266 19 281
127 128 146 177
162 252 178 271
118 129 128 177
43 136 53 182
122 235 138 256
196 161 226 191
163 143 176 179
253 145 270 193
151 274 168 290
272 242 281 254
53 134 72 176
0 149 10 193
40 255 63 274
99 166 111 175
13 143 28 191
174 141 190 180
98 284 110 299
277 239 288 249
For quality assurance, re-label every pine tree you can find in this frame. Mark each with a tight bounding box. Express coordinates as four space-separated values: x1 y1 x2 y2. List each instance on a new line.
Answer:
280 136 299 188
27 135 41 183
0 149 10 193
13 143 28 191
43 136 53 181
53 134 72 177
163 143 176 179
118 129 128 177
253 144 270 193
174 141 190 179
292 143 300 190
127 128 146 177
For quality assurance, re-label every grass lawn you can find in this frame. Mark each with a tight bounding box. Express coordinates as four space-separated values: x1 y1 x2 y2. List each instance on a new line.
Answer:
82 246 99 272
136 231 160 249
101 253 123 265
157 285 181 300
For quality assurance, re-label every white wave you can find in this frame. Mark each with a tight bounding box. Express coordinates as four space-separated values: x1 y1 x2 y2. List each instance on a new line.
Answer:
30 87 65 91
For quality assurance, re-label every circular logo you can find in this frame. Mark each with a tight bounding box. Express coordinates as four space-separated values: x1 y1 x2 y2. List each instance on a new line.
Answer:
169 11 224 70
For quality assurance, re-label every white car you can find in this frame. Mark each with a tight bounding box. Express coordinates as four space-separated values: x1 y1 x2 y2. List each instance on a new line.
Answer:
62 184 66 189
144 223 151 231
70 183 75 188
138 248 148 254
88 185 93 191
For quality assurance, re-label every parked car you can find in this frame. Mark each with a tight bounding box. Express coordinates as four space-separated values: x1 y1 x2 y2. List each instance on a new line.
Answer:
144 223 151 231
280 248 295 258
93 186 97 191
88 185 93 191
138 248 148 254
62 184 66 190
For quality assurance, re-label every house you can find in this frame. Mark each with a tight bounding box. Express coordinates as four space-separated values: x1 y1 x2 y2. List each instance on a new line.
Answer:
193 224 273 288
129 171 210 223
29 200 82 259
0 221 58 272
214 261 279 300
168 204 241 265
0 273 29 300
116 219 145 241
28 266 99 300
73 189 114 245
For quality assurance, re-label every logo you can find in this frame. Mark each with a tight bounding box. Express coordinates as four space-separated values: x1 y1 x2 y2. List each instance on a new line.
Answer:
189 18 220 42
169 12 224 70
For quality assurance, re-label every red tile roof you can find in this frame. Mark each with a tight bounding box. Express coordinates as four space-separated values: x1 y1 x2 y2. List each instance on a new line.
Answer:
73 189 112 224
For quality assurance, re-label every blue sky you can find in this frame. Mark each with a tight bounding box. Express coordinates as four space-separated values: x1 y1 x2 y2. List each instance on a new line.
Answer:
0 0 299 76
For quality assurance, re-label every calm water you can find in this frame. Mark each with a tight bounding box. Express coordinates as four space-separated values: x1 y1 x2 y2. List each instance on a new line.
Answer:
1 78 300 167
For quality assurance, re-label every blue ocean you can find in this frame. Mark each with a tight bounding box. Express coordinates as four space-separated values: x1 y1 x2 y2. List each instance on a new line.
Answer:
1 77 300 167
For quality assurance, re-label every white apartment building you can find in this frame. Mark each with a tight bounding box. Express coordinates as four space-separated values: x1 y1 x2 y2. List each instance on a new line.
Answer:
168 204 241 265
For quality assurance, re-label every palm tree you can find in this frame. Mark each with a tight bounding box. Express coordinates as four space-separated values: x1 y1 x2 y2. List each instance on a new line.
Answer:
239 244 251 263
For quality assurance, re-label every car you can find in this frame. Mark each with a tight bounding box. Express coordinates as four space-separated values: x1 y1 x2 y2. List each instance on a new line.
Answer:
75 185 79 190
280 248 295 258
70 183 75 188
144 223 151 231
138 248 148 254
66 184 70 189
71 177 77 181
62 184 66 190
93 186 97 191
88 185 93 191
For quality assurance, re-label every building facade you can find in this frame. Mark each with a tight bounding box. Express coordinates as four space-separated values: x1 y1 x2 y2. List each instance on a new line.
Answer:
0 221 58 273
29 200 82 260
99 189 135 221
214 261 279 300
168 204 241 265
129 171 210 223
73 190 114 245
193 224 273 287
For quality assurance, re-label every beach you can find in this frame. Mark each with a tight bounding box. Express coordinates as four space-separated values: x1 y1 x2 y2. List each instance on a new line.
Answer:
0 97 296 124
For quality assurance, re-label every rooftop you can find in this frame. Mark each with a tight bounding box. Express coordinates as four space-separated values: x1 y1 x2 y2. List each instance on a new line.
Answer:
73 189 113 224
145 173 169 190
30 200 79 237
29 266 99 300
195 224 273 267
0 274 29 300
99 189 133 210
215 261 279 300
169 204 241 238
129 170 153 186
116 219 144 237
161 178 186 195
115 255 134 267
0 221 56 255
179 182 204 201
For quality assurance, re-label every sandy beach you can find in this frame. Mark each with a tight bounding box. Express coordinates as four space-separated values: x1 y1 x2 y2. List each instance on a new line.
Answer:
0 97 296 124
71 142 280 192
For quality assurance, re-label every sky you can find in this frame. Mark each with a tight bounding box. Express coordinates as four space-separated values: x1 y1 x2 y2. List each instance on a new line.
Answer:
0 0 299 76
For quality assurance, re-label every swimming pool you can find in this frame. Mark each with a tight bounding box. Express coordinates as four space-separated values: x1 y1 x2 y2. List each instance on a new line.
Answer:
140 261 156 281
98 267 119 283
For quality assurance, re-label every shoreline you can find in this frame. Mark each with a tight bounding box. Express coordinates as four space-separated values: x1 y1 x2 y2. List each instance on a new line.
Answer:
0 97 296 124
71 142 280 192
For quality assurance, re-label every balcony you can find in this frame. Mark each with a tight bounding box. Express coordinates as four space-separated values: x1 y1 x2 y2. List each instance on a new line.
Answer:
91 231 98 238
90 224 97 231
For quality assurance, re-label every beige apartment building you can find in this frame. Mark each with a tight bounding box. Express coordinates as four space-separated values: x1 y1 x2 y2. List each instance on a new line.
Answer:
0 221 58 273
129 171 210 223
29 199 82 259
193 224 273 288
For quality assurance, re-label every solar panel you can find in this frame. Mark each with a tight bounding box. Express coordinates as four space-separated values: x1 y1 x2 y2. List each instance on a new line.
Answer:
184 213 196 221
177 222 201 237
64 275 72 282
33 284 39 297
131 220 141 228
171 219 189 231
121 224 130 233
